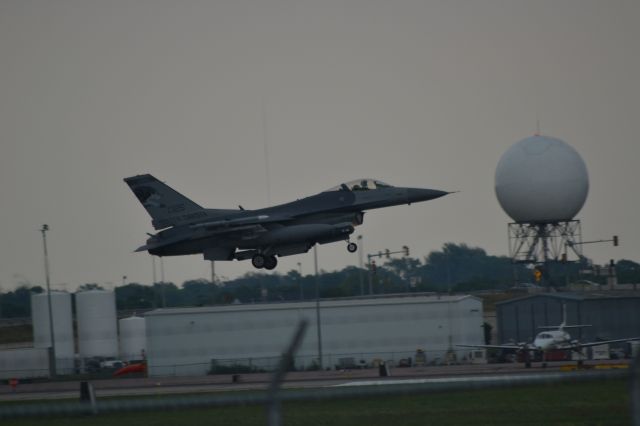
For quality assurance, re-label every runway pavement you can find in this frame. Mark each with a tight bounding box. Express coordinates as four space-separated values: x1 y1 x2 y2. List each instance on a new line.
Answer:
0 359 630 402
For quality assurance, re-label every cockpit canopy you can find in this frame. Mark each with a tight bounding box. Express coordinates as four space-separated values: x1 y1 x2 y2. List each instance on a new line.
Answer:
538 333 554 339
326 179 394 192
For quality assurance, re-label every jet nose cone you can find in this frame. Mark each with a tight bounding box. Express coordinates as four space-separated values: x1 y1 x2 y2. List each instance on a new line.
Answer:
406 188 451 203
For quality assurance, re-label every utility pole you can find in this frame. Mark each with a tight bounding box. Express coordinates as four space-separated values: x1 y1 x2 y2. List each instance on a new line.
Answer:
160 257 166 308
357 235 364 296
152 255 157 285
367 246 410 295
368 258 375 295
41 224 56 377
314 245 323 370
211 261 216 285
151 255 157 308
297 262 303 300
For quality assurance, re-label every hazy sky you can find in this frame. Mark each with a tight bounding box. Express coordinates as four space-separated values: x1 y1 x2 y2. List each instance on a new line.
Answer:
1 0 638 291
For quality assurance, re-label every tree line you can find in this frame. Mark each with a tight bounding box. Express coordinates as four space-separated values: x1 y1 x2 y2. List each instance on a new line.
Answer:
2 243 639 318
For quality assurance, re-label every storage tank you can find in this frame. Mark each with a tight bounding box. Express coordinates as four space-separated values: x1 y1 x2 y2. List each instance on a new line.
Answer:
119 316 147 362
76 290 118 358
31 291 75 373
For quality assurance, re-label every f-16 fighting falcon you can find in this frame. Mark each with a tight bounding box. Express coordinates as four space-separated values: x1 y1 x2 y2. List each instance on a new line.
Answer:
124 174 450 270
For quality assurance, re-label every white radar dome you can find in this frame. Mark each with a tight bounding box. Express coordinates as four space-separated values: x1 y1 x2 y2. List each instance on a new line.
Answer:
495 135 589 223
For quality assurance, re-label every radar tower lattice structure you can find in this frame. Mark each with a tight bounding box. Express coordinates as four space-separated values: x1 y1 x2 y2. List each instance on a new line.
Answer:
508 220 584 264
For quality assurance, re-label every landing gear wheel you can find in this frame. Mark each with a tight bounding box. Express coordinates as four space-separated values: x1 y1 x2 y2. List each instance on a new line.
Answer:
264 255 278 270
347 242 358 253
252 254 266 269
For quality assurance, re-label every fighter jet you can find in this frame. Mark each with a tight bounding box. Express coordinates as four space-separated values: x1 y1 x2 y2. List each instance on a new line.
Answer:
124 174 449 270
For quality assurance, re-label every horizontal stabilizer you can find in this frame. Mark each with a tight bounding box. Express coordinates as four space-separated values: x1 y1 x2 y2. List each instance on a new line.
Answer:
538 324 592 329
189 214 292 230
456 343 524 350
134 233 188 252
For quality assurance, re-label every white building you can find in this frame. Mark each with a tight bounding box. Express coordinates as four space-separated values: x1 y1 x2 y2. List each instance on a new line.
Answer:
144 294 484 377
0 348 49 380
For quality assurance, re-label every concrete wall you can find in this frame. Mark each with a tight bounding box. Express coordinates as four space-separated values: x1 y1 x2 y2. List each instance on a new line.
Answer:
581 298 640 341
145 295 484 376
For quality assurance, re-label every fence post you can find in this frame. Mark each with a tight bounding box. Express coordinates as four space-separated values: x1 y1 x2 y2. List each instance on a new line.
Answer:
79 381 97 415
631 354 640 426
266 319 308 426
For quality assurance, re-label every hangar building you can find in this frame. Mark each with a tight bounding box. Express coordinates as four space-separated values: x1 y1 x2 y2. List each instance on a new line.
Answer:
497 293 640 345
144 294 483 376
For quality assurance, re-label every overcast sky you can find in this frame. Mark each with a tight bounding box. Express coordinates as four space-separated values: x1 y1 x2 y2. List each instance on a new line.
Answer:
1 0 638 292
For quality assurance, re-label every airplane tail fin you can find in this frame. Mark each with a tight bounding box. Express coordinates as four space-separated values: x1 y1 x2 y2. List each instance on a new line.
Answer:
538 303 592 331
124 174 207 230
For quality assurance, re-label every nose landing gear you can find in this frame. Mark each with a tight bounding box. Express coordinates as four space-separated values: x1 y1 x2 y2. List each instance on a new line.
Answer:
347 242 358 253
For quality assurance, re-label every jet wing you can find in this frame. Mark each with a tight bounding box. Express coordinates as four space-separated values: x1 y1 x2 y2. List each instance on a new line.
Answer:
189 214 292 230
135 224 267 252
135 214 292 252
539 325 592 329
563 337 640 351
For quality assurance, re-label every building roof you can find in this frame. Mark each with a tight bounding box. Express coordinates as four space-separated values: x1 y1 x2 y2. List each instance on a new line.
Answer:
144 293 480 317
496 291 640 306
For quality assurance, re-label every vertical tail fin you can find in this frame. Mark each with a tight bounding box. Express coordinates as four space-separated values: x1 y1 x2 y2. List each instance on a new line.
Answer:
559 303 567 331
124 174 207 229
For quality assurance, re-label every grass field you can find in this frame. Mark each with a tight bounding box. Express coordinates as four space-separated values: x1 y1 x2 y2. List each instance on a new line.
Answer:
2 378 631 425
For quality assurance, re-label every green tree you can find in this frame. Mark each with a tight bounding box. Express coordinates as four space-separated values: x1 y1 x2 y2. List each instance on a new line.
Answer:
182 279 218 306
0 285 44 318
78 283 104 291
616 259 640 284
115 283 156 310
422 243 523 291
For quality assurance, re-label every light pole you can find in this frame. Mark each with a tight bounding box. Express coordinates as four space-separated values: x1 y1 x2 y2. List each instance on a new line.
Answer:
41 224 56 377
313 245 323 370
121 275 127 287
357 235 364 296
152 255 157 285
297 262 303 300
160 257 166 308
151 255 157 307
368 255 374 295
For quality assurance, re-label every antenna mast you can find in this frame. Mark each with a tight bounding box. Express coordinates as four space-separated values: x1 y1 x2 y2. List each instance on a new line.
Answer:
261 97 272 206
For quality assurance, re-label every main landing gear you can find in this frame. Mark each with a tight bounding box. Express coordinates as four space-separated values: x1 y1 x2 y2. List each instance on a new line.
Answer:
251 253 278 270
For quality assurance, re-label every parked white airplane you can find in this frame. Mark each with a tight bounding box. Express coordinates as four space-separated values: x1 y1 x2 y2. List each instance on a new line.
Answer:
459 305 640 367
